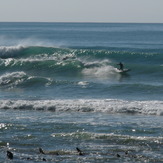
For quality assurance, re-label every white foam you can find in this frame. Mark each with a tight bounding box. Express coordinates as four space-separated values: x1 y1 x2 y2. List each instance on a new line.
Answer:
77 81 89 86
0 72 27 86
0 45 24 56
0 99 162 116
82 65 117 78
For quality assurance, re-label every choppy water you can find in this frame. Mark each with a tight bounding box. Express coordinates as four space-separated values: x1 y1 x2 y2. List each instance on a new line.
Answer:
0 22 163 162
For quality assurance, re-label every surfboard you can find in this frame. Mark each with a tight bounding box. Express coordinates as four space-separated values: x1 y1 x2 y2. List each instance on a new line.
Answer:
116 68 131 73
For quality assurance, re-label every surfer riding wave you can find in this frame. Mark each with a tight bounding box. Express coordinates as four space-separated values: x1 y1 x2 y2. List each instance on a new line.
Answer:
117 62 124 70
116 62 131 73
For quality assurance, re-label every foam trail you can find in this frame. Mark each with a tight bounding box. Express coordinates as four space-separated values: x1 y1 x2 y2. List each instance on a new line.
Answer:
82 65 118 79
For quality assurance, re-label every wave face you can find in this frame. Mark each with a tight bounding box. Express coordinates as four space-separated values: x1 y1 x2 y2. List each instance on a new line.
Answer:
0 45 163 101
0 45 162 73
0 22 163 105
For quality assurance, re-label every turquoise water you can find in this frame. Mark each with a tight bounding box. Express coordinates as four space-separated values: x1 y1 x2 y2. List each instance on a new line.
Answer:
0 23 163 162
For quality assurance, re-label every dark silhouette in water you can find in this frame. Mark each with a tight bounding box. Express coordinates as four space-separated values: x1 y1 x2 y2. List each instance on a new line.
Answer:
62 56 69 60
39 147 45 154
117 62 124 70
5 146 141 161
39 147 59 155
125 151 128 155
76 147 84 156
27 157 33 160
42 158 47 161
7 151 13 160
116 153 121 157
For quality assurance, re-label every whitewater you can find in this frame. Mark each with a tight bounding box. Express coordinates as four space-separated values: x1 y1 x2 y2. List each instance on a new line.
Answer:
0 22 163 162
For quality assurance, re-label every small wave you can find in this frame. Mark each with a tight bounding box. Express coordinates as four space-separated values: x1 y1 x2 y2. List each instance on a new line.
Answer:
0 72 53 88
51 131 163 143
0 72 27 87
0 99 162 116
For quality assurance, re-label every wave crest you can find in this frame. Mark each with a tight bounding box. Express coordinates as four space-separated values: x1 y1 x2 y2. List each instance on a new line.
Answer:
0 99 162 116
0 72 52 88
0 72 27 87
0 46 24 58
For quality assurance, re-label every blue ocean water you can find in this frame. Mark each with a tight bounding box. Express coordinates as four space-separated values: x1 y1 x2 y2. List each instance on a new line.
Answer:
0 23 163 162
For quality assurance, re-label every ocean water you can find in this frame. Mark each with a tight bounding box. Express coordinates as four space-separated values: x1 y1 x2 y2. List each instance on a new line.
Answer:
0 22 163 162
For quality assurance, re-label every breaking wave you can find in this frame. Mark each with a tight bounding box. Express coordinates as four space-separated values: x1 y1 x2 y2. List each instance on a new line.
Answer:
0 45 162 75
0 99 163 116
0 71 53 88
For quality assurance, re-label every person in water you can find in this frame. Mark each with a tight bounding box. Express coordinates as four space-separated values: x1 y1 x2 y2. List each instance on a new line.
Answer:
117 62 124 70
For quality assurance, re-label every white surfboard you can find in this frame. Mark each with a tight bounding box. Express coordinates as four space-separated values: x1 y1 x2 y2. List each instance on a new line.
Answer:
116 68 131 73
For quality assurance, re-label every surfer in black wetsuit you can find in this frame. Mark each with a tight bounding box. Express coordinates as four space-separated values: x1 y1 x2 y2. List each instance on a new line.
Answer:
117 62 124 70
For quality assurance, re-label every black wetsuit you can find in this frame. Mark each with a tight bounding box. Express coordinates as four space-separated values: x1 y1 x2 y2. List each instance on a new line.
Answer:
117 62 124 70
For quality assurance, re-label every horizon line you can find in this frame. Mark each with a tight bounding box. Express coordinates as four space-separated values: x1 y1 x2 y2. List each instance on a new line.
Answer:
0 21 163 24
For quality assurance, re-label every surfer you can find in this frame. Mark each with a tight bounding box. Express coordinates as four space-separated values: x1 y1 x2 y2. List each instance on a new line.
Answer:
117 62 124 70
7 151 13 160
76 147 84 156
39 148 45 154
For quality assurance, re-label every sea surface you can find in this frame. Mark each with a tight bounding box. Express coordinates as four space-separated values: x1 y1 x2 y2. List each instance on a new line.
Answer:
0 22 163 162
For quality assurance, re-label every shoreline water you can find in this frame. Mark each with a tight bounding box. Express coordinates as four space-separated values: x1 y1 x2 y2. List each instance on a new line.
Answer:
0 109 163 162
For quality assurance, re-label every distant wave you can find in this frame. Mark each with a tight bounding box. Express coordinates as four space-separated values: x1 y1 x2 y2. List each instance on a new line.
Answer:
0 99 163 116
0 45 163 58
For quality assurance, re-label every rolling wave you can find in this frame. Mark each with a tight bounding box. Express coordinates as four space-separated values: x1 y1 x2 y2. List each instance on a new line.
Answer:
0 45 162 59
0 71 53 88
0 99 162 116
0 45 162 92
0 45 162 73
